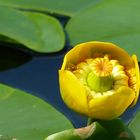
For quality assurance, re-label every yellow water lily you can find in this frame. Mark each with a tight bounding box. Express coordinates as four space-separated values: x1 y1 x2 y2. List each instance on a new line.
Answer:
59 41 140 120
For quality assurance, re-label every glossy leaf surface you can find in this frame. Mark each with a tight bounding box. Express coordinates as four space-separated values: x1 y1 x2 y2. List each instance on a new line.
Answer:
45 119 135 140
129 110 140 140
66 0 140 59
0 0 101 17
0 6 65 53
0 84 72 140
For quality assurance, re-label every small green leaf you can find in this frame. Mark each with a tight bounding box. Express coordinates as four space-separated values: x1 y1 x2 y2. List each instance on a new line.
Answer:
87 122 110 140
66 0 140 59
45 119 136 140
99 118 135 140
0 84 72 140
129 110 140 140
45 122 110 140
0 6 65 53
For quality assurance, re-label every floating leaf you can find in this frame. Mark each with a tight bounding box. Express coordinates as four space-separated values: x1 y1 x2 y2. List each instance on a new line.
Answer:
0 84 72 140
129 110 140 140
0 0 102 17
66 0 140 59
0 6 65 53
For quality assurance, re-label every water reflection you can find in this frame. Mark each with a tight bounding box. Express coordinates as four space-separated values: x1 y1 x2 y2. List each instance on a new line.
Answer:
0 42 32 71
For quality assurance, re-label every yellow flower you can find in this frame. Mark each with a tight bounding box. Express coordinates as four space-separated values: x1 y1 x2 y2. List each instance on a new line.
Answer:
59 41 140 120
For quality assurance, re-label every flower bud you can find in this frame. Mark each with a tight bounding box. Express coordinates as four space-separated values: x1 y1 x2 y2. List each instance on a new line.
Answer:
59 41 140 120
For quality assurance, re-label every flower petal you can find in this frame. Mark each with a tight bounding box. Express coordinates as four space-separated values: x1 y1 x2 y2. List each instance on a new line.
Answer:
61 42 93 70
59 70 88 115
61 41 134 70
130 55 140 106
88 86 135 120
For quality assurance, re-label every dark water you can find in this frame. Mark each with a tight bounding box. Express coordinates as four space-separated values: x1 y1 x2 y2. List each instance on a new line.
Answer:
0 43 87 128
0 43 140 128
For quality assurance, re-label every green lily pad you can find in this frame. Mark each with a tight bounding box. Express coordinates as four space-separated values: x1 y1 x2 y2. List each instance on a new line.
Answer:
129 110 140 140
66 0 140 59
0 6 65 53
0 0 102 17
0 84 72 140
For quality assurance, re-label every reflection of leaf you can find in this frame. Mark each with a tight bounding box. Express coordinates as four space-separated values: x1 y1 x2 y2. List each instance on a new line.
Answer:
0 35 18 44
0 6 65 53
66 0 140 59
0 84 72 140
0 0 101 17
0 43 32 71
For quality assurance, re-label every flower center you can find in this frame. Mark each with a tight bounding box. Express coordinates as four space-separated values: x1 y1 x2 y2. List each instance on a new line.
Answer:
91 57 113 77
87 57 114 92
69 55 129 97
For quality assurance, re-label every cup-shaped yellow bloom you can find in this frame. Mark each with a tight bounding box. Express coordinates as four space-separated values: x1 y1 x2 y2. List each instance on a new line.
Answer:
59 41 140 120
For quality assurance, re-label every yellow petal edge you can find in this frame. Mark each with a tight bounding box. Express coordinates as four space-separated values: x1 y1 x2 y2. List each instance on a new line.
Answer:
59 41 140 120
